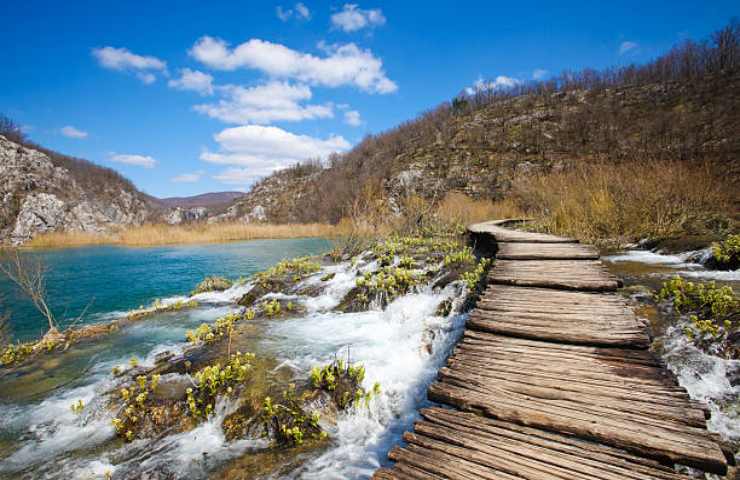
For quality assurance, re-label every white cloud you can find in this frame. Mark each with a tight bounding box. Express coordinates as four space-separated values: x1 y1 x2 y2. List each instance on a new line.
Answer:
276 3 311 21
194 81 333 124
212 168 258 185
171 170 205 183
619 41 639 55
168 68 214 95
331 4 386 32
109 153 157 168
60 125 88 139
189 36 397 93
344 110 361 126
465 75 520 95
202 125 350 181
137 72 157 85
92 46 167 84
532 68 549 80
295 3 310 19
276 6 291 21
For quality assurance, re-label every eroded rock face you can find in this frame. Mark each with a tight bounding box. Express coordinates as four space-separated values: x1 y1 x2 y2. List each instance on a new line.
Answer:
0 135 153 245
163 207 208 225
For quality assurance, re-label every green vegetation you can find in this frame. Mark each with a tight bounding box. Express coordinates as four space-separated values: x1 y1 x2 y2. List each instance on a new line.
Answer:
185 310 254 344
657 276 739 357
460 258 493 290
111 373 162 442
192 276 233 295
259 385 325 447
262 298 282 317
255 257 321 288
1 342 35 367
127 298 199 321
711 234 740 270
310 359 380 410
186 352 255 419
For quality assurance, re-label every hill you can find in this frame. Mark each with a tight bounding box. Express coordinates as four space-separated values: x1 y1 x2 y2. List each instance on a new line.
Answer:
0 134 160 245
222 22 740 230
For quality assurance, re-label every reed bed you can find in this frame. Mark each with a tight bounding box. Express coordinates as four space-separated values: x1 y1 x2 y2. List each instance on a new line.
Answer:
27 222 348 248
499 159 734 246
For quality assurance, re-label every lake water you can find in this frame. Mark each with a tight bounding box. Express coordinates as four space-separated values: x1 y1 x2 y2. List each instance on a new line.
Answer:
2 238 332 341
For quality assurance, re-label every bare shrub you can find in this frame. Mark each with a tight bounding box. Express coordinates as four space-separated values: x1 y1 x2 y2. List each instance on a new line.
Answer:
436 192 526 227
0 249 57 333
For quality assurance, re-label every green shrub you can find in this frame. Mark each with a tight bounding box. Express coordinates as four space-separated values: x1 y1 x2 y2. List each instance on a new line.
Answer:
711 234 740 270
657 276 738 357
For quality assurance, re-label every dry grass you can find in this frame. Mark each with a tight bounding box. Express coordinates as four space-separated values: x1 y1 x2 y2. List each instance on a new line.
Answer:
27 222 348 248
505 159 734 246
436 192 526 227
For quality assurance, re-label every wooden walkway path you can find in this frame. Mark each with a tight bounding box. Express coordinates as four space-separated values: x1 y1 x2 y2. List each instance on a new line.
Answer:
374 220 732 479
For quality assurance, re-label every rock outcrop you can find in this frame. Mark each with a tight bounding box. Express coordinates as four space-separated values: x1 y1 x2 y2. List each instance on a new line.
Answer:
0 135 154 244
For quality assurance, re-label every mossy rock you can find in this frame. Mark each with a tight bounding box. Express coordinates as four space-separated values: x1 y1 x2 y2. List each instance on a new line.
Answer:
192 276 233 295
335 287 370 313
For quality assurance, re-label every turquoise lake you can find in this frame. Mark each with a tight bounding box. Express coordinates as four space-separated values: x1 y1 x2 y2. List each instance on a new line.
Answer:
1 238 332 342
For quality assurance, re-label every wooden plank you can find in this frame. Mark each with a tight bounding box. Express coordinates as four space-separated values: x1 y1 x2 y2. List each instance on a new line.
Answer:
489 260 622 291
427 380 726 474
468 221 579 243
497 242 600 260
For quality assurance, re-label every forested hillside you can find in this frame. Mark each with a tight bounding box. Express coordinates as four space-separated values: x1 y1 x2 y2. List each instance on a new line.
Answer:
223 21 739 227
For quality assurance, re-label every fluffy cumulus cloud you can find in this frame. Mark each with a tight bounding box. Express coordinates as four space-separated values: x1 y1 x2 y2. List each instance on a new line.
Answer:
60 125 88 139
331 4 386 32
171 170 205 183
619 41 639 56
344 110 361 126
202 125 349 181
92 46 167 84
465 75 520 95
109 153 157 168
194 81 332 124
168 69 214 95
277 3 311 21
532 68 549 80
189 36 397 93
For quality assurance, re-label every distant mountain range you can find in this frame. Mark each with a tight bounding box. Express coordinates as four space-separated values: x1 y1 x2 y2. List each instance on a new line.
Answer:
156 192 245 209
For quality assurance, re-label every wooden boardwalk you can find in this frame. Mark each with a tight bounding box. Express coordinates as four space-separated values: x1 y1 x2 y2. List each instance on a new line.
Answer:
374 220 732 479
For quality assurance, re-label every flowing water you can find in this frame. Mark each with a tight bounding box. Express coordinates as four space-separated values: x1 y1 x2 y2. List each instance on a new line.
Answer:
603 249 740 463
0 239 471 479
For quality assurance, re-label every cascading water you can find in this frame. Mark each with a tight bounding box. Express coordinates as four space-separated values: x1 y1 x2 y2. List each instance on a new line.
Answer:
0 245 475 479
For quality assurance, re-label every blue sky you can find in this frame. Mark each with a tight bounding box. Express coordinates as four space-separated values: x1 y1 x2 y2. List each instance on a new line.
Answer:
1 1 737 198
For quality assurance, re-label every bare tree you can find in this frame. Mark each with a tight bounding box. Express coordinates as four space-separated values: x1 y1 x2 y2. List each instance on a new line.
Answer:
0 249 57 334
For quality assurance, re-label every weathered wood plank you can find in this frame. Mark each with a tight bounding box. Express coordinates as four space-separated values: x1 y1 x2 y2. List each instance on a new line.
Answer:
469 221 579 243
497 242 600 260
489 260 622 291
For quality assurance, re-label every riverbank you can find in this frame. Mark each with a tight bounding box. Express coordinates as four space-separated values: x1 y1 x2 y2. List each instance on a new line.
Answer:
24 222 348 248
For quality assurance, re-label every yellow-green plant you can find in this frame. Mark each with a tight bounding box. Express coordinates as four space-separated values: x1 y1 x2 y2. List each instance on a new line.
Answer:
185 311 249 344
0 342 34 367
657 276 738 357
712 234 740 269
186 352 255 419
111 373 162 442
70 399 84 415
460 258 492 290
310 359 380 410
262 298 282 317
